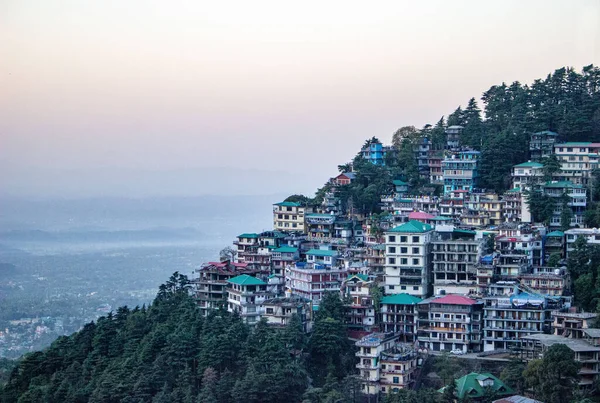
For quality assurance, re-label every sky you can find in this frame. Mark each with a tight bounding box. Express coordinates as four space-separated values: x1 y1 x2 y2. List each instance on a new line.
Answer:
0 0 599 198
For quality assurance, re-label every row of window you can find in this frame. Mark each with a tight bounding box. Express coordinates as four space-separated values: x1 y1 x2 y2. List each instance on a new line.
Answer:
388 235 421 243
388 257 421 265
388 285 420 291
388 246 420 254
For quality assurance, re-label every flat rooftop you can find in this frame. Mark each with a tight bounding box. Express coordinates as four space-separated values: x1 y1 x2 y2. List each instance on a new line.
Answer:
522 334 600 352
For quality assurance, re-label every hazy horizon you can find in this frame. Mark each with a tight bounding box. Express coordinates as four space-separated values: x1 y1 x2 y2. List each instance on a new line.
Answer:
1 0 599 198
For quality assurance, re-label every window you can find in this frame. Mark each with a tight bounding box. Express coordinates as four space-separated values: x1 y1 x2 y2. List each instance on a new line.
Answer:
286 206 292 211
388 257 396 264
400 258 408 265
388 235 396 242
388 285 395 290
266 308 274 314
401 286 406 290
412 247 419 254
400 247 408 253
393 377 400 384
412 258 419 265
413 286 419 290
412 236 420 243
388 246 396 254
400 236 407 243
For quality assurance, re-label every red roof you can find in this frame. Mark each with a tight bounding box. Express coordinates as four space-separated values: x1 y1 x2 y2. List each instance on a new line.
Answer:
434 295 477 305
409 211 434 220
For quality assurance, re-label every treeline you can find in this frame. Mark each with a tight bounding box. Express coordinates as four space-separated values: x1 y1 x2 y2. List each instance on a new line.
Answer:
303 65 600 215
0 273 369 403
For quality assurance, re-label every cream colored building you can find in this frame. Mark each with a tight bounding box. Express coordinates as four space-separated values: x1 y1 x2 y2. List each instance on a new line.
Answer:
273 201 312 233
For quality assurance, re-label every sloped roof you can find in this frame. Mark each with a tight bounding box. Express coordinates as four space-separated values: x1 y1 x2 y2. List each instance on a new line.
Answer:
273 246 298 253
347 273 369 282
238 233 258 239
227 274 266 286
381 294 422 305
514 161 543 168
274 201 301 207
306 249 337 257
393 179 409 186
408 211 434 220
433 295 477 305
546 230 564 237
544 180 584 189
388 220 433 233
440 372 514 400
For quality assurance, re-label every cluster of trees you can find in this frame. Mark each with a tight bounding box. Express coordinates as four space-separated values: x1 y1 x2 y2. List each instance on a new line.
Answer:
0 274 368 403
501 344 582 403
567 237 600 312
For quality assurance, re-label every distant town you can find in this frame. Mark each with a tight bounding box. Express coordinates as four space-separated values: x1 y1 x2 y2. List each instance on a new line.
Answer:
193 127 600 398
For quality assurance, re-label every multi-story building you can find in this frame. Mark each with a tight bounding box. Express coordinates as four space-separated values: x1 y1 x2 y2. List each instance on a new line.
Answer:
512 161 545 191
553 142 600 186
431 227 483 296
226 274 272 325
342 274 376 332
285 262 347 304
446 125 463 150
483 290 562 352
442 150 480 195
415 137 431 180
552 311 597 339
271 245 299 276
417 295 483 353
331 172 355 186
384 221 433 298
502 190 523 222
194 261 267 316
260 295 313 332
543 181 587 228
380 294 421 341
355 333 419 396
544 230 565 259
235 233 259 264
273 201 312 233
520 334 600 387
305 213 335 241
305 247 339 268
565 228 600 256
428 147 444 184
439 190 466 219
361 139 388 165
529 130 558 161
519 267 567 296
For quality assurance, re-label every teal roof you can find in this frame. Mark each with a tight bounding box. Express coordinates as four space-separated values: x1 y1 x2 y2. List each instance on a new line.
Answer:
238 233 258 239
306 213 335 218
227 274 266 286
393 179 408 186
514 161 543 168
454 229 476 236
544 180 584 189
440 372 514 400
534 130 558 136
347 273 369 282
556 142 591 147
274 201 301 207
396 199 413 203
274 246 298 253
546 230 564 237
430 216 452 221
388 220 432 233
306 249 337 257
381 294 422 305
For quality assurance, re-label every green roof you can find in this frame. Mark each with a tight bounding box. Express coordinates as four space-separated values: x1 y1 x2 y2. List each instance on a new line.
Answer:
227 274 266 286
544 180 584 189
430 216 452 221
393 179 408 186
347 273 369 282
274 246 298 253
534 130 558 136
306 213 335 218
514 161 543 168
274 201 301 207
453 229 476 236
306 249 337 257
381 294 422 305
440 372 514 400
388 220 432 233
396 199 413 203
238 233 258 239
556 142 592 147
546 230 564 237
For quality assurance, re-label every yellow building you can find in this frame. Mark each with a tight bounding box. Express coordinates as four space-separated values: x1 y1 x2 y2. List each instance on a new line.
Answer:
273 201 312 233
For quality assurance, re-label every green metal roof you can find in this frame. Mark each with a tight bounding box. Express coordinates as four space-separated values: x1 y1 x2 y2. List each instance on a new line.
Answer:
381 294 422 305
306 249 337 257
514 161 543 168
440 372 514 400
430 216 452 221
556 142 591 147
546 230 564 237
453 229 476 236
274 246 298 253
347 273 369 282
306 213 335 218
388 220 432 233
227 274 266 286
396 199 413 203
393 179 408 186
238 233 258 239
274 201 302 207
544 181 584 189
534 130 558 136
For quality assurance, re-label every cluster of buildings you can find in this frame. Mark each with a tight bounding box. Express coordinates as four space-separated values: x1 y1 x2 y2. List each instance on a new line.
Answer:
191 127 600 398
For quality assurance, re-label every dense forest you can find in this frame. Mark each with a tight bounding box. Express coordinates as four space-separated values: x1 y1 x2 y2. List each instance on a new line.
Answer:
308 65 600 214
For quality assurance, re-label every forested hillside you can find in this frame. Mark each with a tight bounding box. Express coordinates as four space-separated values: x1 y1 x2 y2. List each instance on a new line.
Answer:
326 65 600 212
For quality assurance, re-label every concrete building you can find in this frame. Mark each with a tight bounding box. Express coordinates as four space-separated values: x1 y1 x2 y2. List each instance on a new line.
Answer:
543 181 587 228
417 295 483 353
553 142 600 186
431 227 483 296
271 246 299 276
305 247 339 268
446 125 463 150
341 274 376 332
361 139 388 165
260 296 312 332
529 130 558 161
226 274 272 325
512 161 544 191
273 201 312 233
442 150 480 195
285 262 347 304
552 311 598 339
380 294 422 342
305 213 336 241
565 228 600 256
384 221 433 298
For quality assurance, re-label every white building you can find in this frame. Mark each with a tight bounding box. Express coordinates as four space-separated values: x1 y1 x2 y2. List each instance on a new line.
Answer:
384 220 433 298
226 274 272 325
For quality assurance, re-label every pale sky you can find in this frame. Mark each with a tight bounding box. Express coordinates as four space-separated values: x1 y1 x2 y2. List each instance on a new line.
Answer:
1 0 599 198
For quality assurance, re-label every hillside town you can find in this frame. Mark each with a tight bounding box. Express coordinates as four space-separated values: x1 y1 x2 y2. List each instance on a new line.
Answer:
193 127 600 398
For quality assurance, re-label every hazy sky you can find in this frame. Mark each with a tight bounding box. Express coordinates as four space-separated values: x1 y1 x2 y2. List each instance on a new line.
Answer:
1 0 599 198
